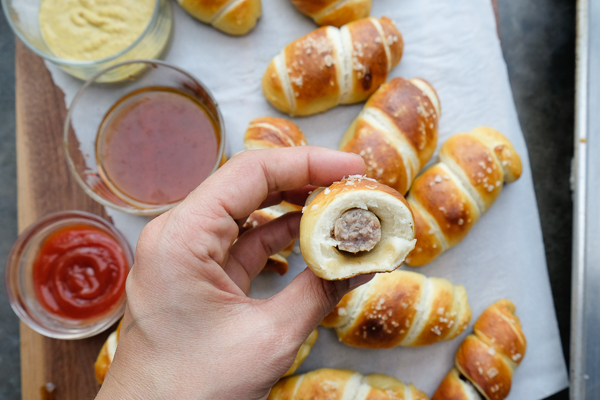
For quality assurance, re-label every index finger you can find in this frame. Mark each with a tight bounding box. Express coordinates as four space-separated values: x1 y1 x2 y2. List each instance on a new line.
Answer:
186 147 365 220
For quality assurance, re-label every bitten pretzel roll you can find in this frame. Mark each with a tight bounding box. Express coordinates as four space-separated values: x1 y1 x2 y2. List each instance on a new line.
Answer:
244 117 307 150
405 127 522 266
268 368 429 400
432 300 526 400
178 0 261 35
95 322 318 383
339 77 441 195
290 0 372 27
262 17 403 116
321 270 471 348
300 175 415 280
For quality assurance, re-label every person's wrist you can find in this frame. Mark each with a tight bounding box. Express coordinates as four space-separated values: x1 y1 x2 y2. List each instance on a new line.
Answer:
95 352 161 400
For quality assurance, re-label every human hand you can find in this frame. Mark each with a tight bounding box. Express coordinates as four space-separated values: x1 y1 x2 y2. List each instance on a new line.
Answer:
96 147 369 400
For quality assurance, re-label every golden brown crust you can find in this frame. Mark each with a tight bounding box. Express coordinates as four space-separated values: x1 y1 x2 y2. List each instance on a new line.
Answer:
320 287 353 327
404 200 444 266
263 254 289 275
315 0 372 27
178 0 231 22
94 338 111 384
440 134 504 212
324 270 471 348
94 320 122 384
339 77 440 197
268 368 429 400
285 27 342 115
405 128 521 267
293 369 355 399
179 0 261 35
262 61 292 114
291 0 372 27
339 118 410 194
379 17 403 67
241 202 301 275
262 17 402 116
432 369 480 400
409 164 481 247
282 329 319 377
343 17 393 104
336 271 424 348
291 0 339 16
245 117 307 149
473 300 526 367
367 78 438 167
455 335 514 400
364 374 429 400
432 300 526 400
469 127 522 183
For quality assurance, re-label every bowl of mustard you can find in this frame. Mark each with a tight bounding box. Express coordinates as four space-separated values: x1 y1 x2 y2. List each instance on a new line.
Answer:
2 0 173 82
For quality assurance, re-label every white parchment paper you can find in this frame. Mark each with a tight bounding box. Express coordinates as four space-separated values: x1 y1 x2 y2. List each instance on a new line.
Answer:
44 0 569 398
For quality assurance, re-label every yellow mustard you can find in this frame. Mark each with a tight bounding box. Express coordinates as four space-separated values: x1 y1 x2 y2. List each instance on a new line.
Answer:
39 0 155 61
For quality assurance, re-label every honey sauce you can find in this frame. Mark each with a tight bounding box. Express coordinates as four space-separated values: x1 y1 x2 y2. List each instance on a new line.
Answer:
96 87 220 206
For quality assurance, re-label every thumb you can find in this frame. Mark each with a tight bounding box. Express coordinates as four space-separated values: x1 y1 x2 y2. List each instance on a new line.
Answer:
261 268 374 341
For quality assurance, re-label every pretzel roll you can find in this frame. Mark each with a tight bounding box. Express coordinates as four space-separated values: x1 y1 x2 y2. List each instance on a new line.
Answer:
283 329 318 377
94 320 122 384
433 300 526 400
241 201 302 275
178 0 261 36
290 0 372 28
268 368 429 400
300 175 415 280
455 300 526 400
432 369 483 400
405 128 522 266
262 17 403 116
244 117 307 150
322 270 471 348
339 77 440 195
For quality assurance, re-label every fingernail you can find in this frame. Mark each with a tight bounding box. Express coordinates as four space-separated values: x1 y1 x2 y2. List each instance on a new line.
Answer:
348 273 375 290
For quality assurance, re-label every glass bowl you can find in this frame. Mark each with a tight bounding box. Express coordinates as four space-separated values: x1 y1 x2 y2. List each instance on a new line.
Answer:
5 211 134 339
2 0 173 82
64 60 227 216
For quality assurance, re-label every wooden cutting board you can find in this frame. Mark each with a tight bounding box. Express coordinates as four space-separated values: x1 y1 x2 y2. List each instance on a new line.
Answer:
14 3 499 398
15 39 113 400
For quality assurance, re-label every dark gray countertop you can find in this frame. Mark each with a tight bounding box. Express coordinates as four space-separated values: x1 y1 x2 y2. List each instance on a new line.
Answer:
0 0 574 398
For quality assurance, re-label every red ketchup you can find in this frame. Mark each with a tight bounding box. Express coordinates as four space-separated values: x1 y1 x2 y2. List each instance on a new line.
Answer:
32 224 129 320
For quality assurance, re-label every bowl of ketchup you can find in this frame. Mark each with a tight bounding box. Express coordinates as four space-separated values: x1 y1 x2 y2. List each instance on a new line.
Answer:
5 211 133 339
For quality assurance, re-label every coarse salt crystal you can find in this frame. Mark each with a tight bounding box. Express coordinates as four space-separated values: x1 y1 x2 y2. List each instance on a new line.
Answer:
487 368 499 378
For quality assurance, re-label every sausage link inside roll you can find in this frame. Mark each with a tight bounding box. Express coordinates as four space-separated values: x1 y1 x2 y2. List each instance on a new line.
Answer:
300 175 416 280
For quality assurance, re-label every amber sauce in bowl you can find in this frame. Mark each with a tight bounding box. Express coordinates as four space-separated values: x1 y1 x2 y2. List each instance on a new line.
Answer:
96 87 220 208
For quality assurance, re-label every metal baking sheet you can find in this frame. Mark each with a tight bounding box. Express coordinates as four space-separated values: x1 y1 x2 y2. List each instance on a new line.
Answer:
570 0 600 398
